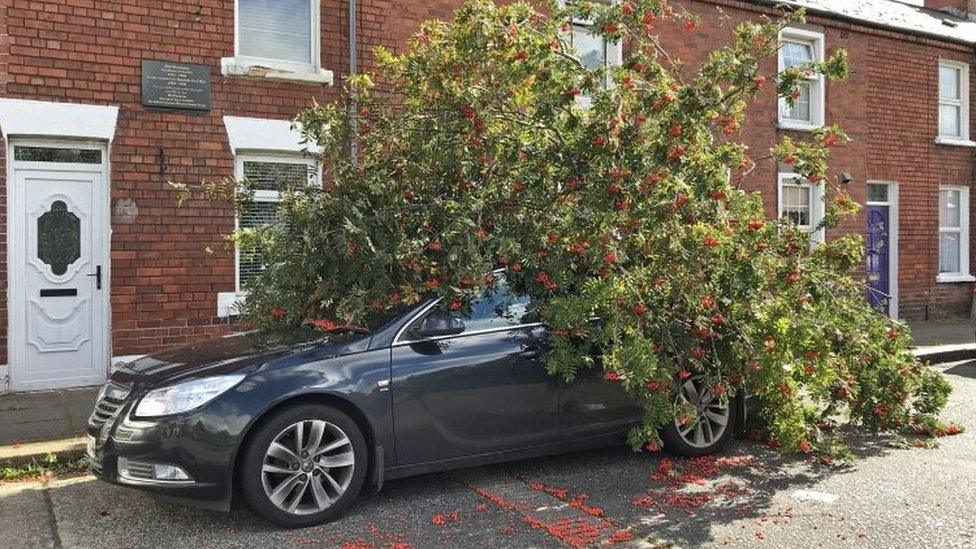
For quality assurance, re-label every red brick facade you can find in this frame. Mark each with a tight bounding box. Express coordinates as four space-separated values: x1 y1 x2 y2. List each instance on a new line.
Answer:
0 0 973 383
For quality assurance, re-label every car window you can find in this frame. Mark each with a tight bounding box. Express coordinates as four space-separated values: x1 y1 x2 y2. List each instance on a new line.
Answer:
436 276 534 333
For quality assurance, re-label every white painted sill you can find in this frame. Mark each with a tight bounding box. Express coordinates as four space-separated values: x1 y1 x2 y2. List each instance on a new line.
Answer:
217 291 245 318
221 58 334 86
936 273 976 283
777 120 821 132
934 136 976 148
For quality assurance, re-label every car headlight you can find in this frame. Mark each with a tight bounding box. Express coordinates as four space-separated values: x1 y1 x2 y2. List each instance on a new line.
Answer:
135 375 246 417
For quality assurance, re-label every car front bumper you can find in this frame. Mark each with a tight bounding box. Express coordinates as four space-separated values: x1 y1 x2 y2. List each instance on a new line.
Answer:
86 398 240 511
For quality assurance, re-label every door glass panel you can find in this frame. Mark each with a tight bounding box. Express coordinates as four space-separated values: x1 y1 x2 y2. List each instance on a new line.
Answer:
14 147 101 164
867 183 888 203
37 201 81 276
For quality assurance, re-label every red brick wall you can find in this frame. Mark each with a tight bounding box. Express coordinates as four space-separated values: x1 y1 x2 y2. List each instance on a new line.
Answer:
0 0 8 365
0 0 973 367
0 0 464 357
656 0 976 320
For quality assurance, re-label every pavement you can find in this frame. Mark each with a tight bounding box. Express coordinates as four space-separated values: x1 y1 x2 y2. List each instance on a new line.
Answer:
1 360 974 549
0 387 97 446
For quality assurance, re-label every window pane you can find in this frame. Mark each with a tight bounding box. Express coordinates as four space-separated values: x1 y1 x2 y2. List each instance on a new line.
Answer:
14 146 101 164
940 189 961 228
449 276 533 332
940 232 961 273
781 41 813 69
940 66 960 100
867 183 888 203
785 82 811 122
781 184 812 227
571 26 606 71
238 201 280 288
940 104 962 137
239 0 311 64
242 160 314 192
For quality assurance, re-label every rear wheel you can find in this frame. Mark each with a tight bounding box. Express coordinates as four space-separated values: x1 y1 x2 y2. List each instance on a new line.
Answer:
661 377 737 457
241 404 367 527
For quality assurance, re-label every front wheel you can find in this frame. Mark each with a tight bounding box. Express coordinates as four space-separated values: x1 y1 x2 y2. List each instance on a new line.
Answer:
661 378 737 457
240 404 367 527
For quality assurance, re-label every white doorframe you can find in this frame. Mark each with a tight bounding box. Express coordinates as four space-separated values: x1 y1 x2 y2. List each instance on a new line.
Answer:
7 138 112 391
867 180 899 320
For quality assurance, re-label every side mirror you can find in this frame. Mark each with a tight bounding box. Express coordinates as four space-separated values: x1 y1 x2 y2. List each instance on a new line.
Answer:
413 309 465 339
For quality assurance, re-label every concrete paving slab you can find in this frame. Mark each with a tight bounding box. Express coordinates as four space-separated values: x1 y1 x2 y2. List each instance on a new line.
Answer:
0 387 98 446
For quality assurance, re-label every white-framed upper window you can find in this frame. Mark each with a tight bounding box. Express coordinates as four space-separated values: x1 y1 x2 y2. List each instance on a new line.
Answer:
778 173 825 244
778 27 825 131
231 0 321 75
938 185 973 282
234 154 321 292
937 60 973 146
559 1 623 106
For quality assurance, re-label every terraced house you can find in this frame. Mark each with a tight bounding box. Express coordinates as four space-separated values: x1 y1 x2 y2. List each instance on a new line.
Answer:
0 0 975 392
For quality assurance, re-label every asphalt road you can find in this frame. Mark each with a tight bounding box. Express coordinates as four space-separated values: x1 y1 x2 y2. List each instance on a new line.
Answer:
2 361 975 549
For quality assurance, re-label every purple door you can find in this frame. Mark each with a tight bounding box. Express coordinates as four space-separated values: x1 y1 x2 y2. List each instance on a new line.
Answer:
866 204 890 314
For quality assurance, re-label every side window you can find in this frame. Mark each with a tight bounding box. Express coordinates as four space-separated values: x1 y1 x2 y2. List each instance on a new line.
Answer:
432 277 534 333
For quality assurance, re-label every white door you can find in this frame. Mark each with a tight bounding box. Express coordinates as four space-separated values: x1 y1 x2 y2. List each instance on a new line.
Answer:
9 143 109 391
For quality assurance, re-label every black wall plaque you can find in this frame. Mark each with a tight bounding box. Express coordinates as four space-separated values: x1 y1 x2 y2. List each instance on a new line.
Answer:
141 60 211 111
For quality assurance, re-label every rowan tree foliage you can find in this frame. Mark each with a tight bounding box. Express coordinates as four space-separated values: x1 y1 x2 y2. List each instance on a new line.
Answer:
197 0 953 453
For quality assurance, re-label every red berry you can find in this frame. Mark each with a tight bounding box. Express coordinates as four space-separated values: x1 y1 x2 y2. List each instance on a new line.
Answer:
621 2 634 15
669 123 682 137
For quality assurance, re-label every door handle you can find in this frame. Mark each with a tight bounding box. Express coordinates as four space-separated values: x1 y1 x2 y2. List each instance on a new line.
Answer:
88 265 102 290
520 344 541 357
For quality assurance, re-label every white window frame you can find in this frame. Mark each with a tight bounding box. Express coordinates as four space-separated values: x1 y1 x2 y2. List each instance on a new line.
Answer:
937 185 973 283
777 27 825 131
217 153 322 317
558 0 623 108
777 173 825 244
936 60 975 147
221 0 333 85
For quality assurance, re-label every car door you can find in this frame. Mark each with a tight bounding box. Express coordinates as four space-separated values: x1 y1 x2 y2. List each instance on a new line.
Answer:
390 280 558 465
558 327 645 439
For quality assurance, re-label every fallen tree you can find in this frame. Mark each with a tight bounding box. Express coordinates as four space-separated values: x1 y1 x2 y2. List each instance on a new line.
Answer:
181 0 953 455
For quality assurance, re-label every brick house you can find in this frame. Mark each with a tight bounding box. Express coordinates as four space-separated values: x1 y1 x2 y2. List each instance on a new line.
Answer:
0 0 974 392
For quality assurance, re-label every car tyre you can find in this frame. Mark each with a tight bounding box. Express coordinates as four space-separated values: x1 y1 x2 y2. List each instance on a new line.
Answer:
661 377 739 457
241 404 367 527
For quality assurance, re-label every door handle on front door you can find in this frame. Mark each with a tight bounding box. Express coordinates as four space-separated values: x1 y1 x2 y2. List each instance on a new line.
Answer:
88 265 102 290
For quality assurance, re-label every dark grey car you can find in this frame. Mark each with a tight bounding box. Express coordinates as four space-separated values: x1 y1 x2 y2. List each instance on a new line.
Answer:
87 280 740 527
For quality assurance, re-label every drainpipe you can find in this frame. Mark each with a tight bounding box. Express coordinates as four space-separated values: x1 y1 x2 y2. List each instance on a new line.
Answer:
349 0 358 165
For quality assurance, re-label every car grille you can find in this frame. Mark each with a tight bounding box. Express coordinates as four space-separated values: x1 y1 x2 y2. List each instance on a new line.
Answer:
89 383 130 427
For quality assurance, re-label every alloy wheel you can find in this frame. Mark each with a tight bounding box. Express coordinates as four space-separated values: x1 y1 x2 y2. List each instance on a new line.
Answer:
674 378 730 449
260 419 355 515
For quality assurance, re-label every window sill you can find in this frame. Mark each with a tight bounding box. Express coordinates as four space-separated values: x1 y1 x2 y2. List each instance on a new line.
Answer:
936 273 976 284
777 120 821 132
217 291 245 318
221 58 334 86
934 136 976 148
